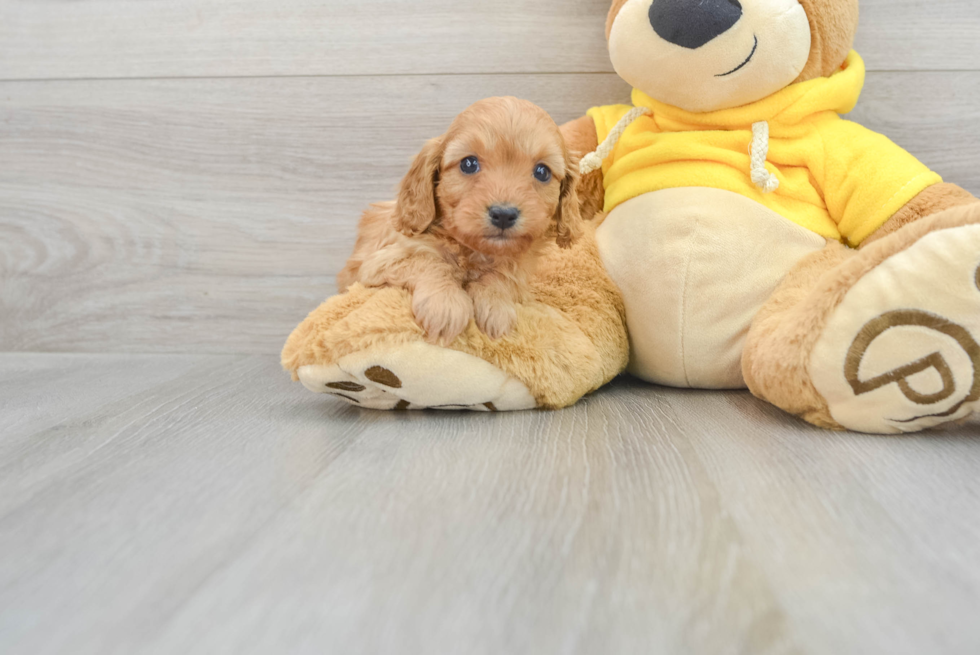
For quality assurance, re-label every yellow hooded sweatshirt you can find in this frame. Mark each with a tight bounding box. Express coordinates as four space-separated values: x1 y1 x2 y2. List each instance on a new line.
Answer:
587 52 941 246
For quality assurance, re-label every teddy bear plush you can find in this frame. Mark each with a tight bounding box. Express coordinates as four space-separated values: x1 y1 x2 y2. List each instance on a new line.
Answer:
283 0 980 434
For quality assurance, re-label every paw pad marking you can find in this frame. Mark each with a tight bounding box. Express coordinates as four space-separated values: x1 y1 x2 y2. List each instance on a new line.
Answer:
326 382 366 392
365 366 402 388
845 310 980 422
295 342 537 412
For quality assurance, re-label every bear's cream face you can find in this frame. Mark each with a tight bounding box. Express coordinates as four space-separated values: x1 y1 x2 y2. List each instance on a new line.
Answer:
609 0 812 113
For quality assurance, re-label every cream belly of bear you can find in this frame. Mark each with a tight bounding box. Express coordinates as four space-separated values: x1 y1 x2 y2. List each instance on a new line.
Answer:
596 187 827 389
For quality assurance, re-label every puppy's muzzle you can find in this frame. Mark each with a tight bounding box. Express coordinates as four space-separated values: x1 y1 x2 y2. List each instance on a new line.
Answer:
488 205 521 231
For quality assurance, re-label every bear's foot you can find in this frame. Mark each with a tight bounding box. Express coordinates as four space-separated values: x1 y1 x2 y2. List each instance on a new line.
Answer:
297 340 537 411
746 204 980 434
810 216 980 433
283 222 630 412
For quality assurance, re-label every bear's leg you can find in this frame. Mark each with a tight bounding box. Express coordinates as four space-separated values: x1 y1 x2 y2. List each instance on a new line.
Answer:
744 204 980 433
283 222 629 411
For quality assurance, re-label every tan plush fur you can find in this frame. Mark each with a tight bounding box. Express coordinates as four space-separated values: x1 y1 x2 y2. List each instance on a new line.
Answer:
283 219 629 409
744 203 980 428
794 0 860 82
338 97 583 345
743 242 850 429
861 183 979 247
606 0 631 39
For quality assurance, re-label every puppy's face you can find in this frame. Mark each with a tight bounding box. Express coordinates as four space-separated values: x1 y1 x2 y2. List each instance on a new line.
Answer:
393 97 582 257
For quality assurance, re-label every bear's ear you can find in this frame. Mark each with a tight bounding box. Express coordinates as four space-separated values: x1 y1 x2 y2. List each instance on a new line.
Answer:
793 0 860 83
606 0 631 40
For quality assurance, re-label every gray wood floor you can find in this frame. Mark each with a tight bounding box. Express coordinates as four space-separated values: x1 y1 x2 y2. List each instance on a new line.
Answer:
1 354 978 655
3 0 980 652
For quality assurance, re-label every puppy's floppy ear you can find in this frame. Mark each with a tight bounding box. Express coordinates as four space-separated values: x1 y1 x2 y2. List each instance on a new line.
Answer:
392 136 444 236
554 156 584 249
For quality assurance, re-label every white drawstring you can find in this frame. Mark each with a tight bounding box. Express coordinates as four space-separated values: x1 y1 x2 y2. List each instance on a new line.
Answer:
750 121 780 194
578 107 652 175
580 110 780 195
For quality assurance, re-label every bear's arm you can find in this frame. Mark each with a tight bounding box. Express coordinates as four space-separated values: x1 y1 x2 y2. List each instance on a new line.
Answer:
860 183 979 247
814 118 944 246
561 115 605 222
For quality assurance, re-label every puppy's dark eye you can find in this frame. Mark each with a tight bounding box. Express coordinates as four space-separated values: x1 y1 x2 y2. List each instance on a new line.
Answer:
533 164 552 183
460 156 480 175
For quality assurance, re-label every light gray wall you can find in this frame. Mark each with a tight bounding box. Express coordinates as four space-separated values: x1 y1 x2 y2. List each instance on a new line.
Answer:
2 0 978 354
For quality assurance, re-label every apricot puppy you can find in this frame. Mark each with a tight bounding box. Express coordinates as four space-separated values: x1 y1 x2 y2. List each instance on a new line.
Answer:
338 96 583 345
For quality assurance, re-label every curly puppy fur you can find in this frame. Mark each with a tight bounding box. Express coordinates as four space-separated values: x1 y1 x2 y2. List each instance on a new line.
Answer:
338 96 583 345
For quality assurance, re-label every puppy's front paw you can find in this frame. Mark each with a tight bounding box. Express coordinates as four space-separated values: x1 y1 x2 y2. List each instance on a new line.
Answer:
473 296 518 340
412 286 474 346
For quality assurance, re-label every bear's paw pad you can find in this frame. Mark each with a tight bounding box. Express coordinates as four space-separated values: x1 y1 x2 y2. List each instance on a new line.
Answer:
811 224 980 433
297 341 537 412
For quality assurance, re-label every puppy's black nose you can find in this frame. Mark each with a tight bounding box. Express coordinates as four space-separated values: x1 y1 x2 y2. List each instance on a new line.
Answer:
489 205 520 230
649 0 743 50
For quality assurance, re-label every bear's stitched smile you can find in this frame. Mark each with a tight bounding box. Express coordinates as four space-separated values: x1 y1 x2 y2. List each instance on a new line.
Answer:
716 35 759 77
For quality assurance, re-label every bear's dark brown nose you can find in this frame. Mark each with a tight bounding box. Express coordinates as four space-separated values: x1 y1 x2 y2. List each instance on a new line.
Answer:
649 0 743 50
